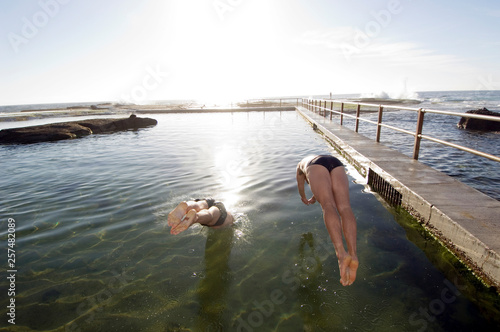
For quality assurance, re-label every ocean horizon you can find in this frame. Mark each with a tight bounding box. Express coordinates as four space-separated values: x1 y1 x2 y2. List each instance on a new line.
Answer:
1 89 500 113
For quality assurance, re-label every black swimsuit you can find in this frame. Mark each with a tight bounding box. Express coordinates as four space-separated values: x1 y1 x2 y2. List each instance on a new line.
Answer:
194 198 227 227
307 155 343 172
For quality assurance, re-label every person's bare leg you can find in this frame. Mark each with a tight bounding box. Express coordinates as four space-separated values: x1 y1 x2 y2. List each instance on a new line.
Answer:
306 165 350 285
171 206 221 235
168 200 208 227
330 167 358 286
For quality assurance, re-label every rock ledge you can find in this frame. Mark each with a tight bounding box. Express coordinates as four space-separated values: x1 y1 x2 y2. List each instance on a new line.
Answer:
0 115 157 144
457 108 500 131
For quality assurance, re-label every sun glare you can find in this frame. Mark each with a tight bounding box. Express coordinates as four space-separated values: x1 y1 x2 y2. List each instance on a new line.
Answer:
161 0 287 103
213 143 248 208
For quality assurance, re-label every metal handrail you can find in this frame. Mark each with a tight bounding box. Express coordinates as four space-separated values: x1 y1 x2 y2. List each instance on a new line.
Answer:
302 98 500 163
419 134 498 161
309 98 500 122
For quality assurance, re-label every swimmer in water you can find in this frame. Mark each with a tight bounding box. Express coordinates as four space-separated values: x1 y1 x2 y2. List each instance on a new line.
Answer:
296 155 359 286
168 198 234 235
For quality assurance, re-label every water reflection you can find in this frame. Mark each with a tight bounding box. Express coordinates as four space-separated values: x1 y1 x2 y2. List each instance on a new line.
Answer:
196 227 234 331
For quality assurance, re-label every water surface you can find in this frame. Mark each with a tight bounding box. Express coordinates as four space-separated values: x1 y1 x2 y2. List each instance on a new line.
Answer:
1 111 498 331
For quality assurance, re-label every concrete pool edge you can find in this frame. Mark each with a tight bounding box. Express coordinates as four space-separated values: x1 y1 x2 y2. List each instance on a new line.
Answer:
134 106 297 113
296 106 500 291
0 106 297 123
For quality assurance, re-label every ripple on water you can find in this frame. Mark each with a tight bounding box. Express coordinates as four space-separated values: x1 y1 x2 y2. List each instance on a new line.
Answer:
0 112 498 331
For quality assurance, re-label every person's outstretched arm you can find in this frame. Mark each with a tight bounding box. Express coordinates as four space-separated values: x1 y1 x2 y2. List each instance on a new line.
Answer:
296 167 315 205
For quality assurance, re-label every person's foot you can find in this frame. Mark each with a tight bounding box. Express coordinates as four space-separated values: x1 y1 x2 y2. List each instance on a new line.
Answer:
171 210 197 235
339 255 359 286
339 254 350 286
346 257 359 286
168 201 188 227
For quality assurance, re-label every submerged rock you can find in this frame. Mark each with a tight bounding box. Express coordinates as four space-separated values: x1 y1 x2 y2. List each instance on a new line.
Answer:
0 114 157 144
457 108 500 131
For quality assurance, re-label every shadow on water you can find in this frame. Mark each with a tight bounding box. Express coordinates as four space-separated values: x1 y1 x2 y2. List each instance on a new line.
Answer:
296 232 328 331
196 227 234 331
278 232 357 331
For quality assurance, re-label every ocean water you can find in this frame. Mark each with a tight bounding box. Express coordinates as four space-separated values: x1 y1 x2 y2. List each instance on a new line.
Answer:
0 111 499 331
314 90 500 200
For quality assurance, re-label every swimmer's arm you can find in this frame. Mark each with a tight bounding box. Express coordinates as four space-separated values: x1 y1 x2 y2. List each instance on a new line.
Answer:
296 168 311 205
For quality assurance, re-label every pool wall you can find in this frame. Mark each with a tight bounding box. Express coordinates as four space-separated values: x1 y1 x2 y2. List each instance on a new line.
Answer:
296 106 500 291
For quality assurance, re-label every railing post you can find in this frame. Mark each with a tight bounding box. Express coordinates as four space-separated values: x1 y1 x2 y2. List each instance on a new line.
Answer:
376 105 383 142
355 104 361 132
413 108 425 160
330 100 333 120
340 103 344 125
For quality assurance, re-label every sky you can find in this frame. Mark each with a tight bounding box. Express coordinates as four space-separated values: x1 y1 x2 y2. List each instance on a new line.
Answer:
1 0 499 106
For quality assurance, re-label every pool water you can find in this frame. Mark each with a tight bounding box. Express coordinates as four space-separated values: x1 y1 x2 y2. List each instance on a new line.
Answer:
1 111 499 331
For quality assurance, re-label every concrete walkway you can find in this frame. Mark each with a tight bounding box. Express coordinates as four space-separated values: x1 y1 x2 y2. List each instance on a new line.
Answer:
297 106 500 289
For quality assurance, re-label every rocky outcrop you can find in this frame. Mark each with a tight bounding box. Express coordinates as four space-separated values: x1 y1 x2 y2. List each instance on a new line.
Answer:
457 108 500 131
75 115 157 134
0 114 157 144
